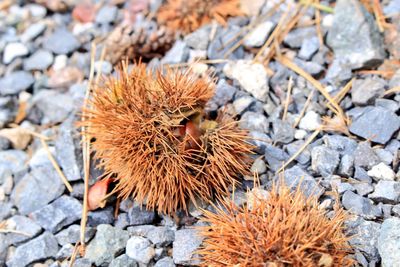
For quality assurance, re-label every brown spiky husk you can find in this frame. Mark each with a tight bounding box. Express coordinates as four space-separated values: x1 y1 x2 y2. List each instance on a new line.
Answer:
157 0 243 34
83 62 253 214
104 22 176 64
197 184 354 266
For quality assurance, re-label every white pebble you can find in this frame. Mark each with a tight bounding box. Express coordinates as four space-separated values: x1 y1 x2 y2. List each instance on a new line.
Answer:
367 162 395 180
299 110 321 131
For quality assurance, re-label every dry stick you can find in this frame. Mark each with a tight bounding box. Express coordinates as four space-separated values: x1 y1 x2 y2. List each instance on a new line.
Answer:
40 138 73 192
222 0 285 58
384 85 400 96
166 59 229 68
277 55 343 118
293 89 315 128
77 42 97 259
314 0 324 46
277 129 321 174
282 76 293 121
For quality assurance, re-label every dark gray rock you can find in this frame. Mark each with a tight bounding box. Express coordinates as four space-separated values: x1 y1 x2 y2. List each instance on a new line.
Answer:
354 167 372 183
0 136 10 150
326 0 385 69
377 217 400 266
0 97 18 128
0 71 34 95
44 28 80 55
110 254 138 267
31 195 82 233
293 58 324 75
349 106 400 144
72 258 92 267
55 224 95 246
272 120 294 144
353 142 380 168
240 111 269 132
88 206 114 227
208 79 236 108
30 90 74 124
184 25 210 50
298 36 320 60
376 98 399 113
95 5 118 24
6 215 42 245
155 257 175 267
348 217 381 261
11 165 65 215
128 205 156 226
375 148 393 165
85 224 129 266
265 144 289 171
56 243 74 260
161 40 189 64
311 146 340 177
342 191 381 218
55 115 82 181
173 229 203 265
282 165 324 198
351 78 385 106
146 226 175 247
368 181 400 203
286 140 311 165
326 59 352 86
115 213 130 229
126 236 156 264
284 27 317 48
23 49 53 71
354 182 374 196
208 25 244 60
338 154 354 177
6 232 59 267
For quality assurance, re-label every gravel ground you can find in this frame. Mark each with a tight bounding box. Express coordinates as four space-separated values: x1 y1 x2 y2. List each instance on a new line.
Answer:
0 0 400 266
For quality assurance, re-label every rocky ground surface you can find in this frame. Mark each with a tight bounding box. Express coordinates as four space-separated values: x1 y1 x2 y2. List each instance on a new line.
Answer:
0 0 400 266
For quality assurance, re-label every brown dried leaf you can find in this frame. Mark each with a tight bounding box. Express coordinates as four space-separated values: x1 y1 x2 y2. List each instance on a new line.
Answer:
88 178 112 211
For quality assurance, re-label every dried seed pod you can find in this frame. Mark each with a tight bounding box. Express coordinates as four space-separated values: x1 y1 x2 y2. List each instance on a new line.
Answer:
197 183 354 266
157 0 244 34
83 62 253 214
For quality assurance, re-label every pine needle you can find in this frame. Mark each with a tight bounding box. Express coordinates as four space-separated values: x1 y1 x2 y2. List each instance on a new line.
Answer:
282 76 293 121
293 89 315 128
384 85 400 96
0 221 31 236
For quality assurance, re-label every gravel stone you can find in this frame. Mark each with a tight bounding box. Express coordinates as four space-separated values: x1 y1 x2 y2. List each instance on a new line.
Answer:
283 165 324 198
56 243 74 260
353 142 380 169
0 150 28 178
173 229 203 265
377 217 400 267
95 5 118 24
284 27 316 48
286 140 311 165
88 206 114 227
155 257 175 267
265 144 289 171
326 0 385 69
223 60 269 101
233 96 254 114
209 79 236 107
85 224 129 266
272 120 294 144
299 110 321 131
298 36 320 60
367 162 396 180
351 78 385 106
250 157 267 174
0 71 34 95
6 215 42 245
145 226 175 247
31 90 74 124
0 202 12 220
311 146 340 177
3 42 29 64
240 111 269 132
11 165 65 215
349 107 400 145
126 236 156 264
31 195 82 233
208 25 244 60
110 254 138 267
55 224 95 246
338 154 354 177
6 232 59 267
375 148 393 165
161 40 188 64
184 25 210 50
349 217 381 261
368 181 400 203
354 167 372 183
244 21 274 47
326 59 352 86
342 190 382 219
354 182 374 196
128 205 156 226
43 28 80 55
23 49 53 71
20 22 46 42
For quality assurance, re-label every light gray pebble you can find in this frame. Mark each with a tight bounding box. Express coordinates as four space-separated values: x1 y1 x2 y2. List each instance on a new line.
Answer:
353 142 380 169
354 182 374 196
240 111 269 132
184 25 210 50
23 49 53 71
286 140 311 165
2 42 29 64
233 96 254 114
20 22 46 43
0 71 34 95
338 154 354 177
368 180 400 204
283 165 324 198
55 224 95 246
43 28 80 55
351 78 385 106
172 229 203 265
272 120 294 144
56 243 74 260
348 217 381 261
342 190 382 219
155 257 175 267
265 144 289 171
95 5 118 24
161 40 189 64
6 215 42 245
110 254 138 267
311 146 340 177
377 217 400 267
126 236 156 264
298 36 320 60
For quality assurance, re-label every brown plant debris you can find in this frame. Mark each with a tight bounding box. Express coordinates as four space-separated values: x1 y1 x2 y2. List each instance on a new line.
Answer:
83 62 253 214
104 23 176 64
197 183 354 266
157 0 244 34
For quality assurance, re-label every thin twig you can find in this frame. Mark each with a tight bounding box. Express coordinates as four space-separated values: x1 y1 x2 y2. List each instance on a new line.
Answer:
384 85 400 96
40 138 73 192
282 76 293 121
293 89 315 128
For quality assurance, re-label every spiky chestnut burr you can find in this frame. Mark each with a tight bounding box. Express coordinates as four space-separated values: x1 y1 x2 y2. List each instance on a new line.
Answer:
83 62 253 214
197 184 354 266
